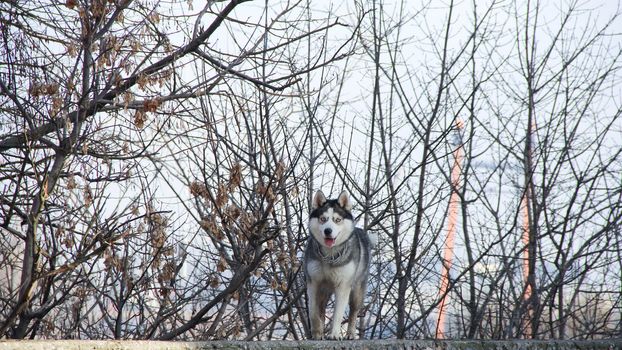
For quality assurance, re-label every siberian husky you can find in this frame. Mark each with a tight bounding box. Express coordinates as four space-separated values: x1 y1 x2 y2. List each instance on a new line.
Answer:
303 190 373 340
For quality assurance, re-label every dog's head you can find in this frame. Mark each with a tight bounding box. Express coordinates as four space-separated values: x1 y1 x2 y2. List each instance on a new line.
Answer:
309 190 354 248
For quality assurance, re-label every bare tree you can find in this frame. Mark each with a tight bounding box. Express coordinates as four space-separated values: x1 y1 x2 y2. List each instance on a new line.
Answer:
1 0 621 341
0 0 353 339
316 0 622 340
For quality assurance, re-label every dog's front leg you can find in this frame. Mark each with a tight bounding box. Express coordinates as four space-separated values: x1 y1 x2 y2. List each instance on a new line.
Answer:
307 281 324 339
328 285 350 340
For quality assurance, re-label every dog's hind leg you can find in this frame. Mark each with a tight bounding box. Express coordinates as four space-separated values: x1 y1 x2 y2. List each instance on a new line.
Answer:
346 285 365 339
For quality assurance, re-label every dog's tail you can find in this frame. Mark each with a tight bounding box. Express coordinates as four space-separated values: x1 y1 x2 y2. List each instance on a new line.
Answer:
367 231 378 248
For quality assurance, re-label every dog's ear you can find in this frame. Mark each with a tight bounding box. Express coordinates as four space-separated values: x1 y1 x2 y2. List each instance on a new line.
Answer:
312 190 327 209
337 190 352 210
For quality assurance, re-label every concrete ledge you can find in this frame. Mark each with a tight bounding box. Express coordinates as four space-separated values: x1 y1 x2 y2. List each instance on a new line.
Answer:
0 339 621 350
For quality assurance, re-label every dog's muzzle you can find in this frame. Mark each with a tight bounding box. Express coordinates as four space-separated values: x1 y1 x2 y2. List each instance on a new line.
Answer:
323 228 336 247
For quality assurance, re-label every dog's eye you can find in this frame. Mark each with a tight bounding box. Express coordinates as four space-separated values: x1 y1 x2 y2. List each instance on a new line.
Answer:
333 218 342 223
320 217 328 223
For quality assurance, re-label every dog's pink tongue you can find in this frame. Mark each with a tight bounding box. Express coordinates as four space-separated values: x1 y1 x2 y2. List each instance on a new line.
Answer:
324 238 336 247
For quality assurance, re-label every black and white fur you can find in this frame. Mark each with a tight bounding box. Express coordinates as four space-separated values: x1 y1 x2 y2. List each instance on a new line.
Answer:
303 190 372 340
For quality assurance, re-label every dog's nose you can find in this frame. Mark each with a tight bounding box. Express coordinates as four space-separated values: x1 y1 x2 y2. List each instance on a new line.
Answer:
324 228 332 236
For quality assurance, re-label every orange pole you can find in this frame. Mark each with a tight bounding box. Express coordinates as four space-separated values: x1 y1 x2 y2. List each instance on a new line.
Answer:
521 191 532 338
522 117 536 339
436 119 463 339
521 193 530 287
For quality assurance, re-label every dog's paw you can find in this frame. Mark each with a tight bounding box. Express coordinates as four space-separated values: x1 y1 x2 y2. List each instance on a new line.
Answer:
327 333 343 340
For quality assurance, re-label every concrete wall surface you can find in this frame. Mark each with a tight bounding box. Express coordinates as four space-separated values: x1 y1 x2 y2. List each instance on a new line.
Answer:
0 339 621 350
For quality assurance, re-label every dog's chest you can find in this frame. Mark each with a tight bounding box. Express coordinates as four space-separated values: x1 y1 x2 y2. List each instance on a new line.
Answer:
306 259 357 286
